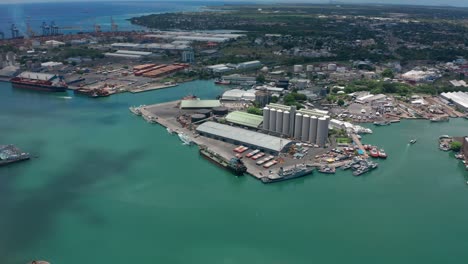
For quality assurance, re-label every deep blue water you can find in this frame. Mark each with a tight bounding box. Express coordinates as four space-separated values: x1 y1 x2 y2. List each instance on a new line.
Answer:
0 1 221 38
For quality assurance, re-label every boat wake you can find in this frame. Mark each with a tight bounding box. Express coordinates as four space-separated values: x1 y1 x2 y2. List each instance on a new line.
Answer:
59 96 73 99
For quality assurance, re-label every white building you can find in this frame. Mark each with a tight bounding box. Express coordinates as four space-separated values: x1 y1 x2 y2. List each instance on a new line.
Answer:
440 92 468 112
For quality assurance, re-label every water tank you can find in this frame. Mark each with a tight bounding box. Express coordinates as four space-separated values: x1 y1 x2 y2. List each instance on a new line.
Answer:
294 113 302 139
301 115 310 142
309 116 318 144
212 106 228 116
263 107 270 130
293 65 303 73
196 109 212 118
316 116 328 146
282 111 290 135
269 109 277 133
191 114 206 123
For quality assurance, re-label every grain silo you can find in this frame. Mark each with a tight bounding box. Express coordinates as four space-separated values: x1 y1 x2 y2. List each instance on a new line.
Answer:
276 109 283 134
301 114 310 142
282 111 290 136
294 113 302 139
316 116 329 146
263 107 270 130
269 108 277 133
309 116 318 144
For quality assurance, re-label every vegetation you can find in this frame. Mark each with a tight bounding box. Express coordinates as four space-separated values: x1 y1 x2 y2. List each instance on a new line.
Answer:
381 69 394 79
337 99 345 106
247 106 263 116
450 141 462 152
336 137 352 144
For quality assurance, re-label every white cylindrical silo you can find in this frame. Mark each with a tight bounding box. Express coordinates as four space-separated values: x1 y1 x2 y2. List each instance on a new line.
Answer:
269 108 277 133
294 113 302 139
276 109 283 134
309 116 318 144
282 111 290 136
316 116 328 146
263 107 270 131
301 114 310 142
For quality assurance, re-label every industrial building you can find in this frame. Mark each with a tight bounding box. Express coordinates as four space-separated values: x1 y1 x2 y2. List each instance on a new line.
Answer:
225 111 264 128
440 92 468 112
133 64 189 78
111 42 190 52
179 100 221 109
206 61 262 74
105 50 153 59
196 121 293 154
221 74 256 85
262 103 330 146
144 32 245 43
221 89 256 101
181 50 195 63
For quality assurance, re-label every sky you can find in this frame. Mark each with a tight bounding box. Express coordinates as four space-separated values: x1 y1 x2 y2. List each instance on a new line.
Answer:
0 0 467 7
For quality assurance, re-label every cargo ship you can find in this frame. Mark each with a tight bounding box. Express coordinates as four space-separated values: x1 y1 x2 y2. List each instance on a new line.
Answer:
74 88 110 98
0 145 30 166
11 72 67 92
199 145 247 176
261 164 314 183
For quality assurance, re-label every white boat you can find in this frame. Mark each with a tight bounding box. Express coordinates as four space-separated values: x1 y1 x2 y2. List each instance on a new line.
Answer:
178 133 193 145
167 128 174 134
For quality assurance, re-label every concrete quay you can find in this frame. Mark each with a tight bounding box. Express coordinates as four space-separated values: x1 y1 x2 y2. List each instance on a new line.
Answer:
130 83 178 93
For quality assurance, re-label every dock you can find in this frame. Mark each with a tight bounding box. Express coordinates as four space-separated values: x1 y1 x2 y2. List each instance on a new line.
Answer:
351 133 368 158
130 83 178 93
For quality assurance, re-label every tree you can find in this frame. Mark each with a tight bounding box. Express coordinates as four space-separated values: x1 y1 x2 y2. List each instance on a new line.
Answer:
256 74 265 84
271 96 279 103
337 99 345 106
450 141 462 152
247 106 263 116
381 69 394 78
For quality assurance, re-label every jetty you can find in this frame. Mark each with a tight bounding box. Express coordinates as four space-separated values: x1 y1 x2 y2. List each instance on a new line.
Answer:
130 83 178 93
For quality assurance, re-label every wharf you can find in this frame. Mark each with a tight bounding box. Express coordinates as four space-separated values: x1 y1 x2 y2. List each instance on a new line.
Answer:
130 83 178 93
351 133 368 158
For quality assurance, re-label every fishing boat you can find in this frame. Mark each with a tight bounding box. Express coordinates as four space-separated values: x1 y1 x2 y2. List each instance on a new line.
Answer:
318 166 335 174
369 148 380 158
409 139 417 144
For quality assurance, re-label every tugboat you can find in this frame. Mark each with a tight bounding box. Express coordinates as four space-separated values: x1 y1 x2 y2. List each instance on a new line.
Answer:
378 149 387 159
409 139 417 144
199 145 247 176
369 148 380 158
261 164 314 183
0 145 30 166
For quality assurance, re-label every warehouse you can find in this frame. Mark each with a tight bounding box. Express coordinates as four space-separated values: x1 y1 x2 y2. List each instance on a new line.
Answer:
180 100 221 109
225 111 263 128
440 92 468 112
221 89 256 101
196 121 293 154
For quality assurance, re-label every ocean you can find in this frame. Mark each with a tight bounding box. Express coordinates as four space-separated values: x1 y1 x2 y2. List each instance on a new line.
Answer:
0 1 218 37
1 80 468 264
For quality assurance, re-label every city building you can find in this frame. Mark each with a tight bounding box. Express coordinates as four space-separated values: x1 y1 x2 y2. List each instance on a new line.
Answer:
181 50 195 63
196 121 293 155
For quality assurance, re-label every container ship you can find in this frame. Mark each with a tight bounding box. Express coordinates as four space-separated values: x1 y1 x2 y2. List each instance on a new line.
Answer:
0 145 30 166
10 72 67 92
199 145 247 176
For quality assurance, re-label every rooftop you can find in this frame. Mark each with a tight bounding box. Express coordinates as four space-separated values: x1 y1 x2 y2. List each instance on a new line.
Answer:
18 71 56 81
225 111 263 128
196 121 292 152
180 100 221 109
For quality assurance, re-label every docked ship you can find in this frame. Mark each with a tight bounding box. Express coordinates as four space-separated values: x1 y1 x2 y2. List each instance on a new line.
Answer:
178 133 193 145
74 88 110 98
11 72 67 92
430 116 449 122
373 121 390 126
214 79 231 85
261 164 314 183
0 145 30 166
199 145 247 176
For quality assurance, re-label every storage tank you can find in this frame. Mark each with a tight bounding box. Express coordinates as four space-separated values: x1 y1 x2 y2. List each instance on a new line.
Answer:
191 114 206 123
263 107 270 130
294 113 302 139
196 109 212 118
212 106 228 116
301 115 310 142
306 65 314 72
309 116 318 144
282 111 290 135
316 116 328 146
276 109 283 134
269 109 277 132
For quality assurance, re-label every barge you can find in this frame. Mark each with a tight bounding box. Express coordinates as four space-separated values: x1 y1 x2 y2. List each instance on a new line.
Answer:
199 145 247 176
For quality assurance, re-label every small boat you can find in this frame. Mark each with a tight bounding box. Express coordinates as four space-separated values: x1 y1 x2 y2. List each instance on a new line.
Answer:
178 133 193 145
214 79 231 85
318 166 335 174
369 148 380 158
409 139 417 144
378 149 387 159
373 121 390 126
167 127 174 134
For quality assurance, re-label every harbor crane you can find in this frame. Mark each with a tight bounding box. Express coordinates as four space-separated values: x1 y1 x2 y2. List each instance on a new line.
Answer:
10 24 20 38
41 22 50 36
26 18 35 37
111 17 118 32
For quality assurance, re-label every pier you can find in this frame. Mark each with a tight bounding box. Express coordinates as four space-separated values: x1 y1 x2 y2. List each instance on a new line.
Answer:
351 133 368 158
130 83 178 93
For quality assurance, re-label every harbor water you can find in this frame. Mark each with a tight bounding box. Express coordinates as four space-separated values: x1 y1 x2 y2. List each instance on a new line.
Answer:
1 80 468 264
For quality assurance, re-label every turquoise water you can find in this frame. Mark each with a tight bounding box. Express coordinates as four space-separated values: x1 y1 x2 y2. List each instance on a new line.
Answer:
1 81 468 264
